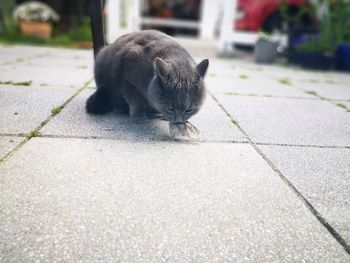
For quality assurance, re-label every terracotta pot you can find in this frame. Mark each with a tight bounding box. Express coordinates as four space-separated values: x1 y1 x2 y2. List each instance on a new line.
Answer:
19 20 52 39
71 41 93 49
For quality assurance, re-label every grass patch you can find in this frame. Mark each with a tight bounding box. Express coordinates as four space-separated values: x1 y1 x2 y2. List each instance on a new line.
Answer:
209 73 217 77
336 103 347 109
27 130 40 139
40 83 48 87
51 107 62 115
0 80 32 86
248 93 257 96
225 92 239 96
278 78 292 86
77 65 88 69
306 90 318 96
231 118 239 125
308 79 320 83
239 74 249 79
281 60 289 67
84 79 93 87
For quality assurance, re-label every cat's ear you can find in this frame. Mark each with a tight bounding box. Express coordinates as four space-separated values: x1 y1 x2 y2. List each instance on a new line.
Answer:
196 59 209 78
154 57 170 81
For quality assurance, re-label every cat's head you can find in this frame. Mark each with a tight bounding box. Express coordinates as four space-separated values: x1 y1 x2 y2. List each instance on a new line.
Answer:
148 57 209 124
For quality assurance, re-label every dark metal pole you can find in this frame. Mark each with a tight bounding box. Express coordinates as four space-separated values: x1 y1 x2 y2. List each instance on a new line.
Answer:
88 0 105 58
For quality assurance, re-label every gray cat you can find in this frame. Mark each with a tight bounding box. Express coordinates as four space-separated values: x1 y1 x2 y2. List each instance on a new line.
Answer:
86 30 209 126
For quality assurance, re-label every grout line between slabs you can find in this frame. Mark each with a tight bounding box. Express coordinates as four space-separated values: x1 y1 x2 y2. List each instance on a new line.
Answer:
208 90 350 255
0 78 93 164
0 52 51 67
254 142 350 149
263 75 350 111
1 134 350 149
215 92 321 101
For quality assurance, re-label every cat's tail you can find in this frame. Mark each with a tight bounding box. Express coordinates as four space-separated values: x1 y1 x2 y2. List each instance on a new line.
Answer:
86 88 113 114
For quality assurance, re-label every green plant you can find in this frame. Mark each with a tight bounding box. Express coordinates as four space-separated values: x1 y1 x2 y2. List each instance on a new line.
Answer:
231 118 238 125
13 2 60 22
306 90 317 96
331 0 350 43
296 0 350 54
336 103 347 109
51 107 61 115
239 74 249 79
258 31 272 41
0 14 90 47
27 130 39 139
278 0 314 24
67 18 92 42
1 0 17 33
278 78 291 85
0 80 32 86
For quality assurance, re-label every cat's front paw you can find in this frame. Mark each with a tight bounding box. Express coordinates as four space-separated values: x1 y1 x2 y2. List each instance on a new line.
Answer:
169 121 200 139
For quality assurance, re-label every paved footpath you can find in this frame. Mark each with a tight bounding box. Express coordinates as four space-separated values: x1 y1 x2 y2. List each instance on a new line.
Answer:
0 43 350 262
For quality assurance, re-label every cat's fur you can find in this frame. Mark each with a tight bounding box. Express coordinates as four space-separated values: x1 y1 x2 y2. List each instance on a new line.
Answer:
86 30 209 124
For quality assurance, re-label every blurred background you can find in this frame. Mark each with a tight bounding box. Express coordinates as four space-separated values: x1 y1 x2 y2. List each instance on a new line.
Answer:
0 0 349 71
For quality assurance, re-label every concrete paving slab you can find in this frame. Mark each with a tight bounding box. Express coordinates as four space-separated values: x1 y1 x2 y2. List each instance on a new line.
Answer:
0 54 27 66
41 89 246 142
295 81 350 100
23 56 93 70
43 48 93 60
258 145 350 245
0 44 49 58
0 136 24 160
206 59 236 77
0 85 77 134
205 75 314 98
0 45 93 61
0 137 349 262
216 95 350 146
207 59 315 84
262 66 334 83
0 64 92 88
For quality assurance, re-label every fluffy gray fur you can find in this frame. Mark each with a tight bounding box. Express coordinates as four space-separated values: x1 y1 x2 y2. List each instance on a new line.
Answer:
86 30 209 126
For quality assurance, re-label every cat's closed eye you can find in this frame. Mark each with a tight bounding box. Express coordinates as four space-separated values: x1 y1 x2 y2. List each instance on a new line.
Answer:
168 107 175 113
185 109 194 114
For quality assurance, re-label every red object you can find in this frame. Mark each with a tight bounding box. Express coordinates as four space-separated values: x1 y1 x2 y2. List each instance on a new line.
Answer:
235 0 308 31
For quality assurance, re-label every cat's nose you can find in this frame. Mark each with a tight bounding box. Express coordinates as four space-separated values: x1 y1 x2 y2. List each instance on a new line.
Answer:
173 113 185 124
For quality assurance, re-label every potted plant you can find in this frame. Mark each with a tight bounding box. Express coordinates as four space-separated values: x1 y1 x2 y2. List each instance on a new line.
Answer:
336 43 350 71
292 0 350 70
333 0 350 71
13 1 59 39
293 1 337 70
254 32 279 64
